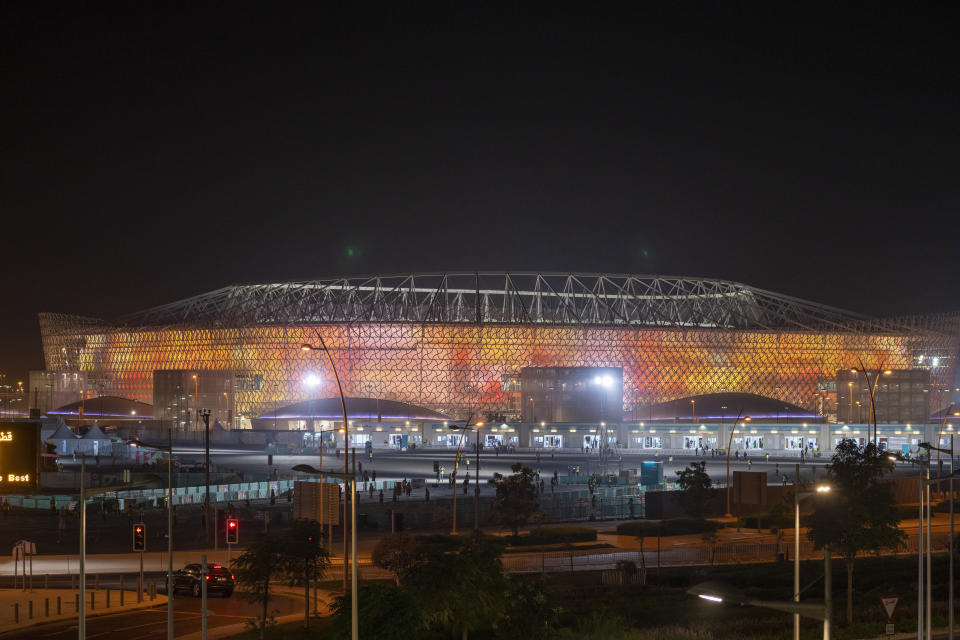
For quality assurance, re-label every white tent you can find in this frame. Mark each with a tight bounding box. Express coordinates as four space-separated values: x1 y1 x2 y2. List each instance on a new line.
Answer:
79 422 113 456
47 420 80 455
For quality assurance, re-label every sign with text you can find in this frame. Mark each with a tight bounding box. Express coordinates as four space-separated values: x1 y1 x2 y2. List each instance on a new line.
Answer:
0 422 40 493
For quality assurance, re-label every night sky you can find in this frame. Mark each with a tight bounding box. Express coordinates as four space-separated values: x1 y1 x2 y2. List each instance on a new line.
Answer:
1 3 957 380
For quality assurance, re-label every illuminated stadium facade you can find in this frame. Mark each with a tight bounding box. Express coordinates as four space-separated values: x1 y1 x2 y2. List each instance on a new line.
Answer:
38 273 960 428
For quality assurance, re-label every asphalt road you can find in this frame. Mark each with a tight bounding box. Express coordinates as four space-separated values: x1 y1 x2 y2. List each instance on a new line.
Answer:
0 588 303 640
186 446 916 486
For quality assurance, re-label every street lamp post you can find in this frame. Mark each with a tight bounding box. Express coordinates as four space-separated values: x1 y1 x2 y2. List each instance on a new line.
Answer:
199 408 211 547
301 336 351 593
792 477 833 640
849 360 891 444
915 442 960 640
725 411 749 517
127 432 175 640
293 466 357 640
449 421 482 533
689 581 831 637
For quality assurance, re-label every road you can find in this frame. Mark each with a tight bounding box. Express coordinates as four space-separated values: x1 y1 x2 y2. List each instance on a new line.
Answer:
184 446 917 486
0 588 304 640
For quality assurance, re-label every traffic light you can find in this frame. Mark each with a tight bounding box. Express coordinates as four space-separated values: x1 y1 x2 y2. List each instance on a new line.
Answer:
226 518 239 544
133 523 146 552
306 533 317 546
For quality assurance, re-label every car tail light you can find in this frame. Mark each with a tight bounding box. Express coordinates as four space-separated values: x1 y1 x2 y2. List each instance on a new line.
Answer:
205 575 210 580
230 574 235 580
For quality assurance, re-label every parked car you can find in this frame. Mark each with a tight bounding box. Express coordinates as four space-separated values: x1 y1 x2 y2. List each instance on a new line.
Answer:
171 563 235 597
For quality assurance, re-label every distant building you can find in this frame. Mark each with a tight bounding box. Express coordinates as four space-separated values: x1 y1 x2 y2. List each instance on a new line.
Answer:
835 368 930 425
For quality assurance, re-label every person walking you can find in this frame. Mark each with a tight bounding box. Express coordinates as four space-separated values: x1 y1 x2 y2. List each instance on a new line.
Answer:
378 489 384 504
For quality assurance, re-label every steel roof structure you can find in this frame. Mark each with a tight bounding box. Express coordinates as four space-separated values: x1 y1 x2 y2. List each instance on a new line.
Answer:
38 272 959 424
113 272 920 334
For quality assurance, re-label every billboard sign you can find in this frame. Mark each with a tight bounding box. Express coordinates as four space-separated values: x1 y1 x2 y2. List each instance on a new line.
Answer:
0 421 41 493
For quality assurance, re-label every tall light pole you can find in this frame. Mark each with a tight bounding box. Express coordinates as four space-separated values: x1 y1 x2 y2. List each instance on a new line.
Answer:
301 336 351 593
793 478 833 640
849 360 891 444
127 433 175 640
293 466 357 640
199 407 211 547
724 411 749 517
448 418 480 534
449 421 482 533
891 450 932 640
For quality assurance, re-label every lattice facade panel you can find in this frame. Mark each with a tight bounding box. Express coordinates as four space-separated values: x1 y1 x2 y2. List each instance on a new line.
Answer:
39 316 957 421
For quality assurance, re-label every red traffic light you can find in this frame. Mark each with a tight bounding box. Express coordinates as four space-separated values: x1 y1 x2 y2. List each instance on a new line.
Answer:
226 518 239 544
133 523 146 552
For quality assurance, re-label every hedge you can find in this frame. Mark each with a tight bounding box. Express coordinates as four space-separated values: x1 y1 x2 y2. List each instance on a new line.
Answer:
616 518 723 537
507 525 598 546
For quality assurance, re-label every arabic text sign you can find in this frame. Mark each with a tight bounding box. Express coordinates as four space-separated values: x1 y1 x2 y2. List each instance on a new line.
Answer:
0 422 40 493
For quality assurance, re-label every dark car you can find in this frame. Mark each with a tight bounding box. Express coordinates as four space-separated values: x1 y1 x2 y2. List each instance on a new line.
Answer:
172 563 235 597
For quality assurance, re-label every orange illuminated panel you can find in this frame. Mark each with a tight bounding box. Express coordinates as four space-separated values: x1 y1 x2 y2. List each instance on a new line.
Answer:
0 422 40 493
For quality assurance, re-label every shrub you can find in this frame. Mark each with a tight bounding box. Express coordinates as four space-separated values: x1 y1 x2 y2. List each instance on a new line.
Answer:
507 525 598 546
616 518 722 537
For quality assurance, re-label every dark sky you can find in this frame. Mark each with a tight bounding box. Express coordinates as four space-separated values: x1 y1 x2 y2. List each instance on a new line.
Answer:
1 3 958 380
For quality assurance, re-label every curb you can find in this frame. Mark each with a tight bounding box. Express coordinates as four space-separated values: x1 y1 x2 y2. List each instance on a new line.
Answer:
0 591 167 636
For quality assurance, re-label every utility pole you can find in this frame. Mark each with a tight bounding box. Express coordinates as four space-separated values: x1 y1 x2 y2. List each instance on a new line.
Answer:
200 408 211 548
474 427 480 531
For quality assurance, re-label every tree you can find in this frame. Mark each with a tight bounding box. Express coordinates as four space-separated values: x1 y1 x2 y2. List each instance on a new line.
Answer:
405 532 508 640
674 461 715 517
278 519 329 630
329 583 422 640
499 574 561 640
233 533 284 640
491 462 541 536
807 440 905 625
371 532 416 585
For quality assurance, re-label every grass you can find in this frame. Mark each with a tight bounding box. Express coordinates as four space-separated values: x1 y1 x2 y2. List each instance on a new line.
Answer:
223 617 334 640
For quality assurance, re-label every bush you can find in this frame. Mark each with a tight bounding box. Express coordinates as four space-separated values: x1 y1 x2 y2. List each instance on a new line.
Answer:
507 525 598 546
616 518 722 537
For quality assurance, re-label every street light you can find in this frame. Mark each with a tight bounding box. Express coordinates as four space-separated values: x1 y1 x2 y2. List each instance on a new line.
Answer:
725 411 749 517
890 449 932 639
913 442 960 640
792 474 833 640
688 581 830 624
127 433 174 640
849 360 891 444
300 336 351 594
293 465 357 640
449 421 482 532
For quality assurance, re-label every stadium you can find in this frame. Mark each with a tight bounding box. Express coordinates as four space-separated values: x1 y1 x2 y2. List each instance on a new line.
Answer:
37 273 959 442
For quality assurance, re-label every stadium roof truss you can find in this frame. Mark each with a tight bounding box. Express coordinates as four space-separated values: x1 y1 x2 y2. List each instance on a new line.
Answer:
112 273 923 334
39 273 959 421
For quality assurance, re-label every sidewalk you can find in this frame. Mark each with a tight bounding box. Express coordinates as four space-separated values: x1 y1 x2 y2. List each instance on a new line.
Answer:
177 585 334 640
0 587 167 635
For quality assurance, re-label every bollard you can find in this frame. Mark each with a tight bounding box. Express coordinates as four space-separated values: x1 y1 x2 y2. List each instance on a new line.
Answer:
57 596 61 615
75 594 79 612
71 574 76 590
150 582 156 601
120 586 124 607
13 603 18 624
45 574 49 589
94 574 99 590
45 598 49 617
28 600 33 620
90 591 95 611
106 590 110 609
